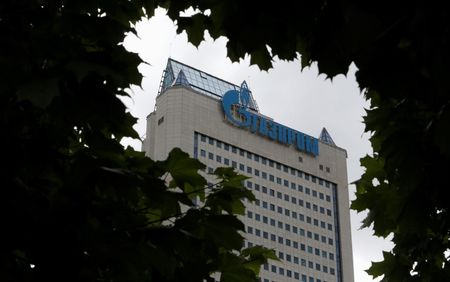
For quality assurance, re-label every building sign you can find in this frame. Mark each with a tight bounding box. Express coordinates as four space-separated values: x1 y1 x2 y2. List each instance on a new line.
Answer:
222 82 319 156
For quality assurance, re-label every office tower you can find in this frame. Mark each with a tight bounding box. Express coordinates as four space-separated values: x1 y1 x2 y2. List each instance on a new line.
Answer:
143 59 354 282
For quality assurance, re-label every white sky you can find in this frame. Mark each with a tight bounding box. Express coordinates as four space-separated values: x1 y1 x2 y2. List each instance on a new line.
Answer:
122 8 393 282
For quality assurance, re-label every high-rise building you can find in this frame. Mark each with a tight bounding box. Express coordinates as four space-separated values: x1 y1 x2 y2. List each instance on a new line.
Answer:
142 59 354 282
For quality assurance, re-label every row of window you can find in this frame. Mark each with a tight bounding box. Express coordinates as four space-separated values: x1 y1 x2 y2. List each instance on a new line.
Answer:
199 133 335 190
250 198 334 233
201 149 332 206
247 211 334 248
246 225 334 260
246 180 333 220
261 260 334 282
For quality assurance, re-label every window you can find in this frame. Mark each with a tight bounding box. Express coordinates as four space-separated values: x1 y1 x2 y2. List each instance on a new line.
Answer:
329 253 335 260
328 238 333 245
216 141 222 148
312 190 317 197
263 216 268 223
263 231 268 239
278 267 284 276
291 197 297 204
278 252 284 260
239 164 245 171
304 174 310 180
270 218 275 226
306 216 311 224
284 194 289 201
208 138 214 145
290 168 296 175
322 250 327 258
247 152 252 159
271 234 276 241
278 236 284 244
232 146 237 153
320 206 325 214
328 224 333 231
305 187 310 195
261 158 267 165
246 166 252 174
224 158 229 165
326 167 331 173
293 241 298 249
262 186 267 193
239 149 245 156
323 265 328 273
306 202 311 209
269 189 275 196
284 209 290 216
247 211 253 218
216 155 222 163
276 163 281 170
224 144 229 151
315 263 321 271
283 180 289 187
269 175 275 182
327 209 332 216
208 152 214 160
313 204 318 211
277 192 282 199
291 182 296 190
254 155 259 162
293 226 298 233
255 229 261 236
319 193 324 200
292 211 297 219
246 181 252 189
285 223 291 231
270 204 275 211
200 149 206 157
314 233 319 241
254 169 260 176
271 265 277 273
262 172 267 179
330 268 335 275
307 231 312 239
322 236 327 243
320 221 326 229
315 248 320 256
294 256 299 264
286 270 292 277
313 219 319 226
319 164 323 170
285 239 291 246
298 156 303 163
262 201 267 208
277 206 283 214
276 177 281 184
283 165 288 173
326 195 331 202
200 135 206 142
247 226 253 234
255 213 260 221
312 176 317 183
298 185 303 192
269 160 274 167
232 161 237 168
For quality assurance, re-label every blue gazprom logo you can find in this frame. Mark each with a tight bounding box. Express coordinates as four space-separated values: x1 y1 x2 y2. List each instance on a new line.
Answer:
222 82 319 156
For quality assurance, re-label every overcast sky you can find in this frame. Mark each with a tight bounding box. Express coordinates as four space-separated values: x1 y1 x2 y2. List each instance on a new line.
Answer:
121 8 393 282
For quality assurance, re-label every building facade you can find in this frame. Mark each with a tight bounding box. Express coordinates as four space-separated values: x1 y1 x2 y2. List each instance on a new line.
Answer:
142 59 354 282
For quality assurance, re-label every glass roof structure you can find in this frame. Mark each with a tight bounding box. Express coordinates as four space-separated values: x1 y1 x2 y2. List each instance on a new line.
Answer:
158 59 259 111
319 127 336 146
